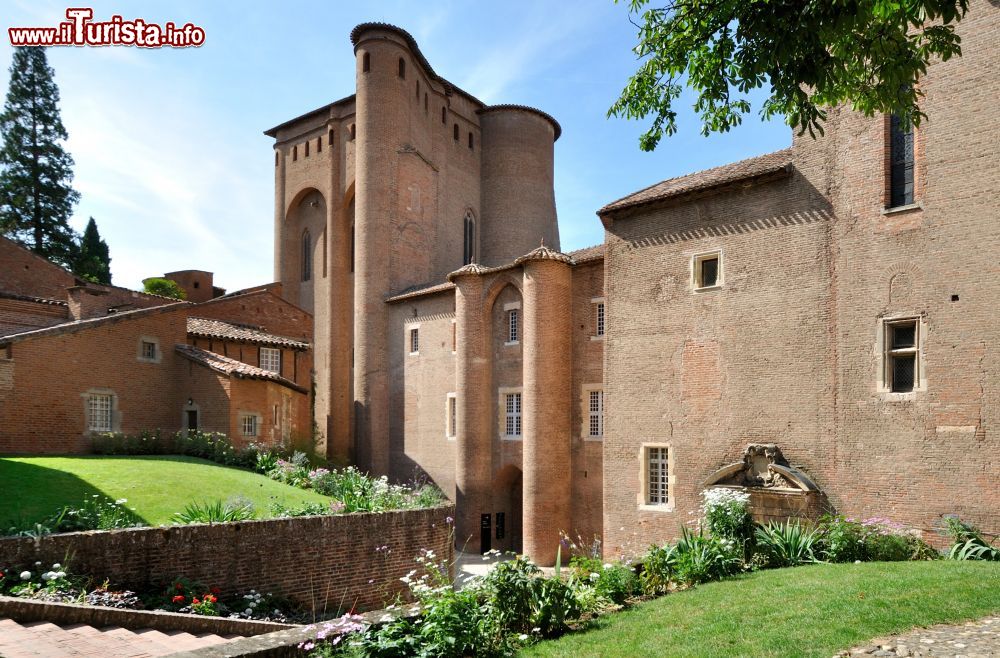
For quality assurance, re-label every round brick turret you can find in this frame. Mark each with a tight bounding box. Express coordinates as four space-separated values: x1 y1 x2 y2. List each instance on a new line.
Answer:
479 107 561 267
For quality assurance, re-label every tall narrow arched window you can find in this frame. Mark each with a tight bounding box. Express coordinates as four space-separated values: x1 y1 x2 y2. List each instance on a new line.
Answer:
350 222 355 273
454 123 459 141
316 136 321 153
398 57 406 79
441 107 446 124
888 113 915 208
362 52 370 73
328 128 334 146
349 124 356 140
463 212 476 265
301 229 312 281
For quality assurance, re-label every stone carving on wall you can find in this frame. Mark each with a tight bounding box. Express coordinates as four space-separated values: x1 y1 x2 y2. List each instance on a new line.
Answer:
704 443 820 492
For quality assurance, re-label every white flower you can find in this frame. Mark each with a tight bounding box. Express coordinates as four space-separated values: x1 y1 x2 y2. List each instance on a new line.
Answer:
245 608 253 615
52 563 61 570
34 561 41 566
20 571 31 580
56 572 66 578
854 560 862 564
518 634 529 641
41 573 51 581
589 572 599 581
603 563 613 570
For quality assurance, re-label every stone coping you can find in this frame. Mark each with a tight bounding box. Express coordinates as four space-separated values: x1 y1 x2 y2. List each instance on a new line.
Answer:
0 595 294 636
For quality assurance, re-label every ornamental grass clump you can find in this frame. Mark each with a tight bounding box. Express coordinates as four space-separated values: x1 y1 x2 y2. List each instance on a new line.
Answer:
941 515 1000 561
755 520 820 568
47 495 145 532
172 497 255 524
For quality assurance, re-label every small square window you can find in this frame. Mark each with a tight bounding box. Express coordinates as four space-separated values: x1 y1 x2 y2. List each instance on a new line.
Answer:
693 252 722 290
87 393 113 432
141 341 156 360
410 328 420 354
260 347 281 374
241 414 258 437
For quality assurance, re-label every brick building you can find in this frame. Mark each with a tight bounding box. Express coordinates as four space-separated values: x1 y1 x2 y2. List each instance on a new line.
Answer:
268 7 997 564
0 237 314 454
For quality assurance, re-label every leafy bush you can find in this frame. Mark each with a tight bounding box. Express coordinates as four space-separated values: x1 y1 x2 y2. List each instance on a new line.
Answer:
673 527 743 584
529 575 581 638
754 521 820 568
172 498 255 524
816 515 867 563
483 555 541 633
592 563 640 605
702 487 754 545
941 516 999 561
142 277 186 299
47 495 145 532
639 544 678 595
92 430 281 470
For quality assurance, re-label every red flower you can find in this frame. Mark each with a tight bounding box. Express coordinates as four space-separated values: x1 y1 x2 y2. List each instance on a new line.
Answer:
204 594 217 603
192 597 201 605
172 595 185 603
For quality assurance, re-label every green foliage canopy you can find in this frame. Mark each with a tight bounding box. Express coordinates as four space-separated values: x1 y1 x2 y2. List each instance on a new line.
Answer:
142 277 186 300
609 0 969 150
72 216 112 284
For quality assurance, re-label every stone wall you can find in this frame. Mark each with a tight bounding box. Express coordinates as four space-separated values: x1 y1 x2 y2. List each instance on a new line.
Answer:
0 505 455 612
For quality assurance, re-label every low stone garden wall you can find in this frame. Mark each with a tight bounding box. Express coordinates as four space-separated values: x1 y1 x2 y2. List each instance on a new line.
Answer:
748 488 827 526
0 504 455 613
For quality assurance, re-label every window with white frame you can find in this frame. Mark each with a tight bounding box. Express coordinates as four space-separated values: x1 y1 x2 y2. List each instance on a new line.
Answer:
260 347 281 374
141 341 156 360
446 393 457 439
645 446 670 505
87 393 113 432
588 389 604 438
881 317 922 393
596 302 605 337
241 414 259 437
409 327 420 354
504 392 522 438
508 308 519 343
692 251 722 290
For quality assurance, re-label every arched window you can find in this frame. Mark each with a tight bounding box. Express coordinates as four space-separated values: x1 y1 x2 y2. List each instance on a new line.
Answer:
292 145 297 161
468 132 474 150
362 52 370 73
350 222 355 273
453 123 459 141
463 212 476 265
398 57 406 79
441 107 446 124
328 128 334 146
301 229 312 281
349 124 356 140
304 140 309 157
316 136 321 153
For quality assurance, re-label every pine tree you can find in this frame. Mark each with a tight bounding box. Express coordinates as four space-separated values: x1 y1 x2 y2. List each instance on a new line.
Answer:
0 47 80 267
73 216 112 284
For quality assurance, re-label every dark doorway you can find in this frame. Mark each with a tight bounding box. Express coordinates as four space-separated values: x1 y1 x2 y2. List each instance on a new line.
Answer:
491 465 523 553
480 514 492 554
186 409 198 431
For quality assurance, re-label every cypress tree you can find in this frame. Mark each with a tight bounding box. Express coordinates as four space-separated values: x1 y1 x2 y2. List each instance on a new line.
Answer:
74 216 112 284
0 47 80 267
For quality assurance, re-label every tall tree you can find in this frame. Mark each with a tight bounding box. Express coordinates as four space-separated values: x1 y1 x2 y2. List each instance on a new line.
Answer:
73 216 112 284
609 0 969 150
0 47 80 265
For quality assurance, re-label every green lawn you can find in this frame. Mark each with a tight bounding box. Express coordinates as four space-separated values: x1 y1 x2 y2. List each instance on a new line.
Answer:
0 455 331 526
523 561 1000 658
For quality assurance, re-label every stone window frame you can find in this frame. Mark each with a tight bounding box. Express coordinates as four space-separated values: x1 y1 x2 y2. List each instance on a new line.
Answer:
591 297 605 341
876 314 927 398
691 250 723 292
581 384 603 441
240 412 261 438
638 442 675 512
259 346 282 374
407 323 421 356
451 319 457 354
137 335 161 363
445 392 457 441
82 388 119 434
498 386 523 441
504 301 521 346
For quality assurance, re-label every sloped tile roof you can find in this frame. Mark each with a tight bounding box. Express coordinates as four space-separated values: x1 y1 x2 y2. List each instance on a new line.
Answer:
599 149 794 216
565 244 604 264
175 343 308 393
0 290 68 307
385 281 456 303
186 317 309 350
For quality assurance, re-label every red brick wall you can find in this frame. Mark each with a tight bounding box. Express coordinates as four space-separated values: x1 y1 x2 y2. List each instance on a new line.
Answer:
0 298 69 336
0 237 76 299
0 306 190 454
0 504 455 612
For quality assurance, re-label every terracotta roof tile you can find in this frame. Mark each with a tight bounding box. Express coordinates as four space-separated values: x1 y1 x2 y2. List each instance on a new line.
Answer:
566 244 605 264
186 317 309 350
175 344 307 393
0 290 68 307
385 281 456 303
599 149 794 216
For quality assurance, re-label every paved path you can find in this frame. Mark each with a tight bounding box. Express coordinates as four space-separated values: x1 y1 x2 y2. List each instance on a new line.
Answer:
839 616 1000 658
0 617 239 657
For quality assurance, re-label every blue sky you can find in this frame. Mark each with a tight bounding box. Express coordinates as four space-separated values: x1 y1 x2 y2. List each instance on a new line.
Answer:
1 1 791 291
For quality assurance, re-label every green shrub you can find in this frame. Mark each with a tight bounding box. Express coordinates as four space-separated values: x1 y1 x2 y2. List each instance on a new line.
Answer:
702 487 754 545
754 520 819 568
816 515 867 562
172 498 255 524
48 495 145 532
941 516 999 561
593 563 640 605
639 544 678 595
483 555 541 633
673 527 743 584
142 277 186 299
